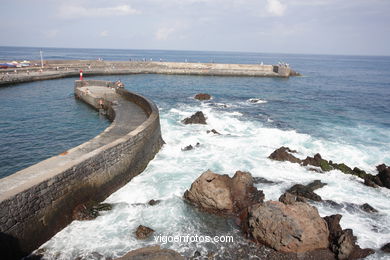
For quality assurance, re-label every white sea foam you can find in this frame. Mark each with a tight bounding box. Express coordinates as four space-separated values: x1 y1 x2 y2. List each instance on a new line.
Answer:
247 98 267 104
39 103 390 259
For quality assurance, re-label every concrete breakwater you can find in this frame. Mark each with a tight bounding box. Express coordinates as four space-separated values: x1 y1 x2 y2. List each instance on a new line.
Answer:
0 60 298 86
0 80 164 258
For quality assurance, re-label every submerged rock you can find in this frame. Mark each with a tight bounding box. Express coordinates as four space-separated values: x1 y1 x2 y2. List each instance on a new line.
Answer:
182 111 207 125
253 177 279 184
247 201 329 253
359 203 378 213
115 246 184 260
184 170 264 216
324 214 374 259
207 129 221 135
181 143 200 151
194 93 211 100
72 204 99 221
135 225 155 240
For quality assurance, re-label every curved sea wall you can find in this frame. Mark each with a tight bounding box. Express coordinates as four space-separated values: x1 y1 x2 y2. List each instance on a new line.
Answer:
0 80 164 258
0 60 296 86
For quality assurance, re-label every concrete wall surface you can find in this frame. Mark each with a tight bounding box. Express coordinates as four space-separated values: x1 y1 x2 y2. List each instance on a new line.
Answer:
0 80 164 259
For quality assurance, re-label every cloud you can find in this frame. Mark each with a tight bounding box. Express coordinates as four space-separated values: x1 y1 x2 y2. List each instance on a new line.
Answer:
266 0 286 16
44 29 59 38
100 30 109 37
155 27 176 40
58 4 140 19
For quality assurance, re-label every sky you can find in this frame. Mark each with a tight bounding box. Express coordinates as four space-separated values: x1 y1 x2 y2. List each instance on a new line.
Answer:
0 0 390 55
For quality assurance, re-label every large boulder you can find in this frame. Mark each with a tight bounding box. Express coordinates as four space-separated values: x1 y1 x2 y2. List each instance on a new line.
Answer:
184 170 264 215
377 164 390 189
115 246 184 260
194 93 211 100
323 214 374 259
246 201 329 253
135 225 155 240
182 111 207 124
268 147 301 164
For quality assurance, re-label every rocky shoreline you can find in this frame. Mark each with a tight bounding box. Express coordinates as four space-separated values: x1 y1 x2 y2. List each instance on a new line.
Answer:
29 93 389 260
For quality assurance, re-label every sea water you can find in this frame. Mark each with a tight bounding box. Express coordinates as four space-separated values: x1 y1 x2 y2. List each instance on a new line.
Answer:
0 47 390 259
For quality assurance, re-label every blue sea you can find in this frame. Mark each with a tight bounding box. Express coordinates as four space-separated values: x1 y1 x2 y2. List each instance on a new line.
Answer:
0 46 389 259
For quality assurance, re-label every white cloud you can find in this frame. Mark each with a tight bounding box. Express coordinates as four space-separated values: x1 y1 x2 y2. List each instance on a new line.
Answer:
44 29 59 38
100 30 109 37
58 4 140 19
155 27 176 40
266 0 287 16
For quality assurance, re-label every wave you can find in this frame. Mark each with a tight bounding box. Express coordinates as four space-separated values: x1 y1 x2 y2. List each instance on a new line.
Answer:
38 104 390 259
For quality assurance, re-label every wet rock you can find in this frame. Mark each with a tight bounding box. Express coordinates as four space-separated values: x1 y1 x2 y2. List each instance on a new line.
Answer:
194 93 211 100
182 111 207 124
135 225 155 240
191 250 201 259
72 204 99 221
182 144 194 151
359 203 378 213
279 192 307 204
285 180 327 202
253 177 278 184
363 178 379 188
92 203 112 212
268 147 301 164
377 164 390 189
302 154 333 171
330 162 354 175
148 199 161 206
182 143 200 151
381 243 390 253
247 201 329 253
324 214 374 259
207 129 221 135
115 246 184 260
184 170 264 216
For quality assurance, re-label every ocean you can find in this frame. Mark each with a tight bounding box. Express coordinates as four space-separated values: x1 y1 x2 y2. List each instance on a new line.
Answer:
0 46 390 259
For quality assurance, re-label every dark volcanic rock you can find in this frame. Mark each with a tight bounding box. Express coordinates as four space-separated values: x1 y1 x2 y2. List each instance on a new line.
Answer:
182 111 207 124
181 143 200 151
72 204 99 221
247 201 329 253
184 170 264 216
253 177 278 184
182 144 194 151
377 164 390 189
285 180 327 202
92 203 112 212
324 214 374 259
364 178 379 188
207 129 221 135
148 199 161 206
115 246 184 260
381 243 390 253
302 154 333 171
194 93 211 100
268 147 301 164
135 225 155 240
359 203 378 213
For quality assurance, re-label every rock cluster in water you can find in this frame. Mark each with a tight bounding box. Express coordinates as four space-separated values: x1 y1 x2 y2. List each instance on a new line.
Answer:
184 170 376 258
268 146 390 190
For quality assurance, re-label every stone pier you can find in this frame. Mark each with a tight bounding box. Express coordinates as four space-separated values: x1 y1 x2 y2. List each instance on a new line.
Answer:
0 80 164 259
